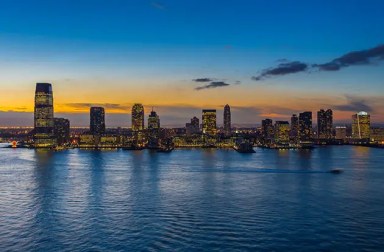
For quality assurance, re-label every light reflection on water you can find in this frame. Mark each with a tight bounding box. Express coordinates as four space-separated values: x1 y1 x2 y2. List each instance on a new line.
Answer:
0 146 383 251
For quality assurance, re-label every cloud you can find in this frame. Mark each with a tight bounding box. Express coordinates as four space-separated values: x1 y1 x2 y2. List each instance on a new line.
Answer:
151 1 166 10
252 61 308 81
333 96 373 112
252 44 384 80
65 103 130 111
316 44 384 71
195 81 230 90
192 78 213 82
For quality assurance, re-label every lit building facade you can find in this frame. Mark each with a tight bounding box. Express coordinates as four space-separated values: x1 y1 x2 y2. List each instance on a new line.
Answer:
202 109 217 135
148 110 160 149
317 109 333 139
262 118 274 144
335 126 347 140
223 104 231 136
352 111 370 139
290 114 299 143
90 107 105 135
54 118 70 146
274 121 290 144
34 83 56 148
299 111 312 142
148 110 160 129
132 103 144 131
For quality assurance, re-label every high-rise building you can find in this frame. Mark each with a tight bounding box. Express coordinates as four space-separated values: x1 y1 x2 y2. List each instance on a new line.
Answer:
290 114 299 142
261 119 274 144
34 83 56 148
132 103 144 131
274 121 290 144
299 111 312 142
54 118 70 146
317 109 333 139
335 126 347 140
223 104 231 136
90 107 105 135
352 111 371 139
186 116 200 135
148 110 160 129
202 109 217 135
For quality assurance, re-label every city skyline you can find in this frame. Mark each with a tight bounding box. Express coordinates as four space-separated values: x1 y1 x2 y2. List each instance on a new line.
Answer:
1 1 384 126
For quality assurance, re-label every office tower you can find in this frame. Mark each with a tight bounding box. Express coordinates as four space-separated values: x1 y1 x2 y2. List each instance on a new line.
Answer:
335 126 347 140
90 107 105 135
202 109 217 135
132 103 144 131
148 110 160 129
290 114 299 142
186 116 200 135
223 104 231 136
317 109 333 139
34 83 56 148
54 118 70 146
261 119 274 144
274 121 290 144
299 111 312 142
352 111 371 139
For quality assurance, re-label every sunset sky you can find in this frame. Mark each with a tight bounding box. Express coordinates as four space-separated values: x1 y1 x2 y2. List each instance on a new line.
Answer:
0 0 383 127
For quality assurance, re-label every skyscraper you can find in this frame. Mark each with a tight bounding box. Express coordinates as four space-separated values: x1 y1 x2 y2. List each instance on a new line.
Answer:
34 83 56 148
274 121 290 144
261 119 274 144
90 107 105 135
132 103 144 131
186 116 200 135
299 111 312 142
223 104 231 136
202 109 217 135
290 114 299 143
335 126 347 140
148 109 160 129
54 118 70 146
352 111 371 139
317 109 333 139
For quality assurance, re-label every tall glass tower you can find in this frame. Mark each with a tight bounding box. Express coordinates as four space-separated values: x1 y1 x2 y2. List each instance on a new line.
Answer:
132 104 144 131
34 83 56 148
90 107 106 135
202 109 217 135
223 104 231 136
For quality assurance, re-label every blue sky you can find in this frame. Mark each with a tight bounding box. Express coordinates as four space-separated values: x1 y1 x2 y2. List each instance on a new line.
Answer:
0 0 384 126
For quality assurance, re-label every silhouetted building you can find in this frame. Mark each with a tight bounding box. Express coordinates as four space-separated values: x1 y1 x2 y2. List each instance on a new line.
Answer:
274 121 290 144
202 109 216 135
317 109 333 139
290 114 299 143
299 111 312 142
132 103 144 131
186 116 200 135
335 126 347 140
371 127 384 142
261 119 274 144
224 104 231 136
34 83 56 148
352 111 370 139
54 118 70 146
90 107 105 135
148 109 160 129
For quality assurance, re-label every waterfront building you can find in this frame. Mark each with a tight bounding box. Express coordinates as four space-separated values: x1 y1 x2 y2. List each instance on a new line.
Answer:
34 83 56 148
352 111 370 139
202 109 217 135
261 119 274 144
148 109 160 148
132 103 145 131
148 110 160 129
274 121 290 144
54 118 70 146
186 116 200 135
224 104 231 136
299 111 312 142
90 107 105 135
290 114 299 143
371 128 384 143
317 109 333 139
335 126 347 140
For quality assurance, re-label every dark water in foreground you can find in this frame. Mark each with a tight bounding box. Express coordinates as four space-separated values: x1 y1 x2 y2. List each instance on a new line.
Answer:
0 145 383 251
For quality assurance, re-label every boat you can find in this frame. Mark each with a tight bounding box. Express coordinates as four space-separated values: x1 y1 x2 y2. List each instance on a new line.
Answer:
157 146 174 153
330 169 343 174
233 140 255 153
